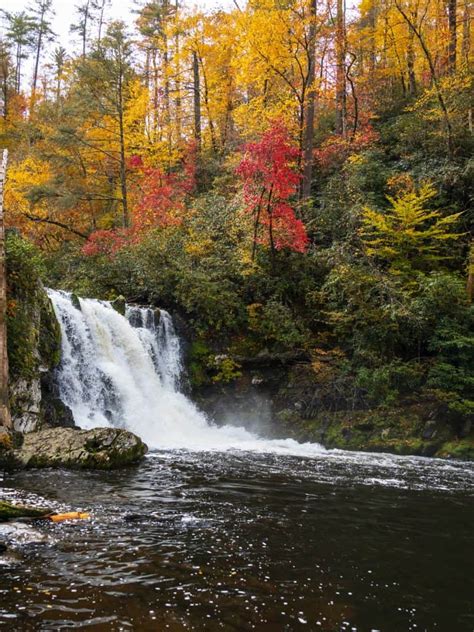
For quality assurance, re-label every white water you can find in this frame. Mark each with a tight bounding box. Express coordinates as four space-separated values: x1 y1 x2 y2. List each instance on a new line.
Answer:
47 290 325 455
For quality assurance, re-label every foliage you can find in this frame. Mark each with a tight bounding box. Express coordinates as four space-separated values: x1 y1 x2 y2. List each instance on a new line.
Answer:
0 0 473 435
236 121 308 258
361 184 463 274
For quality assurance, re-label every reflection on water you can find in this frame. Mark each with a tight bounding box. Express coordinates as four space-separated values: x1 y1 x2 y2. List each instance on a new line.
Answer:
0 449 473 631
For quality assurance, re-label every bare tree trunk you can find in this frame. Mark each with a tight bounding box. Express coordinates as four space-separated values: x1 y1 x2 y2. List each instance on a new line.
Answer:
117 67 128 228
407 27 416 94
31 2 51 112
335 0 346 135
174 0 182 143
192 50 201 150
301 0 317 200
82 0 90 58
97 0 107 48
462 0 471 68
0 150 11 429
447 0 457 72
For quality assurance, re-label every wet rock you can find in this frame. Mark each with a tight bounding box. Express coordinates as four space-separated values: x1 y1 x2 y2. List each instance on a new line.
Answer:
0 522 50 545
13 427 148 470
40 371 75 429
0 429 18 470
111 295 126 316
422 420 438 440
70 293 81 310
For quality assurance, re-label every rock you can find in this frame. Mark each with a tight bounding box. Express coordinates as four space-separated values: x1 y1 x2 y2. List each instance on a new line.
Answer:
70 293 81 310
0 429 18 470
111 295 126 316
459 419 472 439
10 377 42 433
40 371 75 428
422 420 438 440
13 427 148 470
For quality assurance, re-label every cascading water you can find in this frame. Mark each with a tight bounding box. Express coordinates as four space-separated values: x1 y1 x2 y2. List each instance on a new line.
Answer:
47 290 324 454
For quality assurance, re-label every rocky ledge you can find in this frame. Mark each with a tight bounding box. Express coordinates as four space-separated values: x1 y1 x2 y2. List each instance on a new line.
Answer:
1 427 148 470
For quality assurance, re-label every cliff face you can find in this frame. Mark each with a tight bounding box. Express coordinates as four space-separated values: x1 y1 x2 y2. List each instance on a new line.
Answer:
6 233 73 433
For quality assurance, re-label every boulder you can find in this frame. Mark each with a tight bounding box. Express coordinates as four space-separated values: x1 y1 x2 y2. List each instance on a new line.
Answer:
13 427 148 470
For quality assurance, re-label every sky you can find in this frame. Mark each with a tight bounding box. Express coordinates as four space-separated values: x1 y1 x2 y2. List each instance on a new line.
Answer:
10 0 234 48
5 0 234 84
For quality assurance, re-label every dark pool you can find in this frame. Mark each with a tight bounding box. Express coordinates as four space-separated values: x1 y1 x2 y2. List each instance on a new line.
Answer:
1 449 473 631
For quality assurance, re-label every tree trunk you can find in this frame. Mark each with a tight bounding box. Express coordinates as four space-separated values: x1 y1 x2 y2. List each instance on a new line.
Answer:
462 0 471 68
407 27 416 95
335 0 346 135
117 67 128 228
97 0 107 48
82 0 90 58
301 0 317 200
31 7 46 112
192 50 201 150
174 0 182 143
0 150 11 429
447 0 457 73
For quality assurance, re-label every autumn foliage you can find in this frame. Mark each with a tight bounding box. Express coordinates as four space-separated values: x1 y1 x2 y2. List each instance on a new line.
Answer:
236 122 309 258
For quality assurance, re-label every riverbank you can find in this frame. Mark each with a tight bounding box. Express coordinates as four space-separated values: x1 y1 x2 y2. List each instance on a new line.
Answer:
195 360 474 461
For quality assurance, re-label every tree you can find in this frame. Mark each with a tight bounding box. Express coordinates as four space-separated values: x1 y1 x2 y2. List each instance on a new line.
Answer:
335 0 347 135
236 121 308 264
75 21 135 227
361 183 463 274
70 1 92 58
29 0 55 111
1 11 35 94
52 46 67 104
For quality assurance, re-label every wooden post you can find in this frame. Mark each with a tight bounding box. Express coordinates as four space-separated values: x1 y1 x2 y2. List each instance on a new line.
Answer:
0 149 11 428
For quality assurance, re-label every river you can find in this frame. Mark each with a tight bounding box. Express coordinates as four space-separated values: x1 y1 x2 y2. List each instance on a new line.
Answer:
1 449 473 630
0 292 473 630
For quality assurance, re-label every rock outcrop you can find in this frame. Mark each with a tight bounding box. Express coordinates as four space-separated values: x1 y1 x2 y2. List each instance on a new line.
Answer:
6 232 64 433
11 427 148 470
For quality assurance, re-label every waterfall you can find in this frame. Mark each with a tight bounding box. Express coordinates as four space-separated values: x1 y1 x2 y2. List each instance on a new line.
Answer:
47 290 324 454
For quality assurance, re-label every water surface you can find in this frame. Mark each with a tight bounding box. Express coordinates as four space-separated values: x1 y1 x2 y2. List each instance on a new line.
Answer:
1 449 473 631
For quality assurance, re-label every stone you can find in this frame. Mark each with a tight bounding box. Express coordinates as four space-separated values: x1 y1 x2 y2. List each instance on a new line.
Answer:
422 420 438 440
13 427 148 470
459 419 472 439
40 371 75 428
111 296 126 316
70 293 81 310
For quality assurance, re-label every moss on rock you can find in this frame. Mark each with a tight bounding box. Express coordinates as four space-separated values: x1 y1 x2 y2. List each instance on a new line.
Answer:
0 501 49 522
6 232 64 431
435 437 474 460
14 427 148 470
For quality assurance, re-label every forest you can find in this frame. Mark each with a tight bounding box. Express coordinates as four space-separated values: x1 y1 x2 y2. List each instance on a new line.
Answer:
1 0 473 453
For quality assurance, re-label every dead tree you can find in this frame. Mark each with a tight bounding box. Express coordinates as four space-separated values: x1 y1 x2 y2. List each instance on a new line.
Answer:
0 149 11 429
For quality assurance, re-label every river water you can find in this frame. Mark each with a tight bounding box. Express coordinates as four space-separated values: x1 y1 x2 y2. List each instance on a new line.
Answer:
1 449 473 631
0 293 473 630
